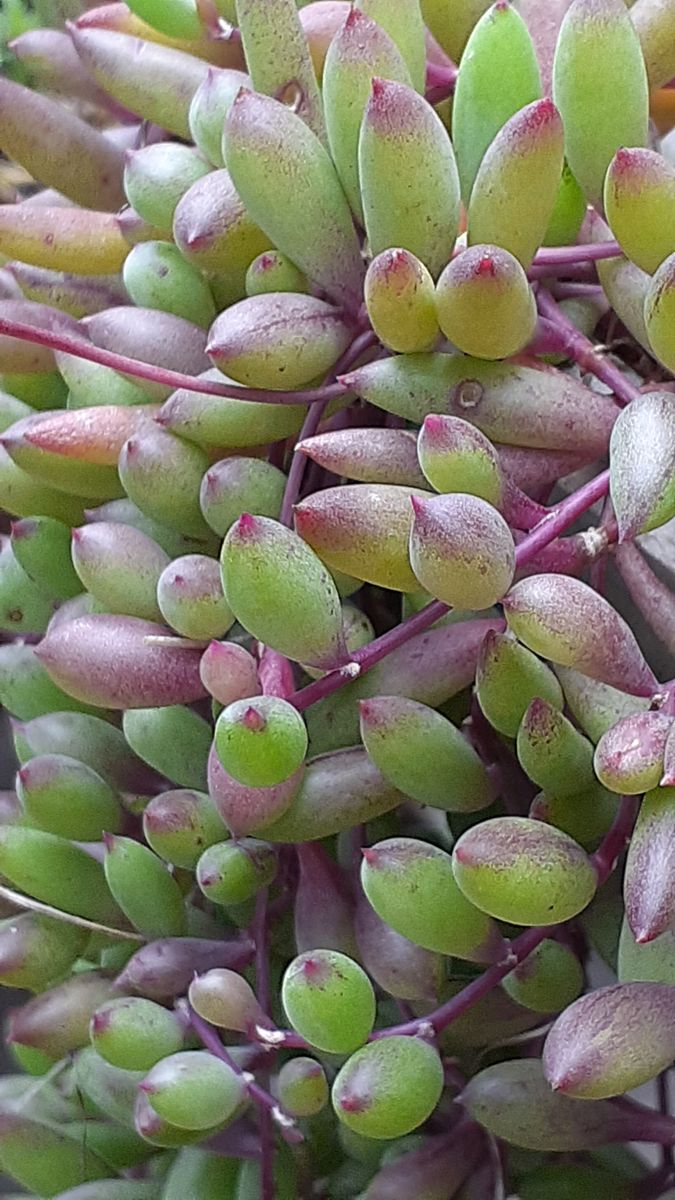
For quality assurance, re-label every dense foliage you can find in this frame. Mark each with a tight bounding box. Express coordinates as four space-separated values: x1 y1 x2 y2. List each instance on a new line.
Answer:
0 0 674 1196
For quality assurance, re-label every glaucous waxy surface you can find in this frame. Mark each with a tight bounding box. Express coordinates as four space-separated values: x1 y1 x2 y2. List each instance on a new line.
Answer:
1 0 675 1192
331 1036 444 1140
452 816 597 926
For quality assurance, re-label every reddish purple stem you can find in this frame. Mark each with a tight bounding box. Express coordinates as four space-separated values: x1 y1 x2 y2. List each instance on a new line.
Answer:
532 241 622 267
374 794 639 1040
279 329 379 527
188 1005 304 1147
0 315 347 406
537 288 639 407
289 467 612 713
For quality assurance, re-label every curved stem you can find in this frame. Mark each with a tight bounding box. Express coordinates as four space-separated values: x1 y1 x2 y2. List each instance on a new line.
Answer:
189 1005 304 1146
279 329 379 527
373 795 639 1040
289 467 613 713
0 315 348 406
537 289 639 407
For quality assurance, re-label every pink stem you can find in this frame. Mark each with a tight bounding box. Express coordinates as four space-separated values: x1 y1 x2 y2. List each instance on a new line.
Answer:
289 467 612 713
0 315 347 406
614 542 675 657
537 289 639 407
532 241 621 267
279 330 379 527
374 794 639 1040
189 1006 304 1146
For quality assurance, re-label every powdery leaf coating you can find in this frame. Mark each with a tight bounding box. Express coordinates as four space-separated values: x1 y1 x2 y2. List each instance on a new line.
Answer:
71 27 211 140
298 427 427 490
420 0 492 62
235 0 326 143
123 705 211 792
307 617 502 755
417 414 503 505
157 554 234 642
631 0 675 91
246 249 309 297
503 574 656 695
610 392 675 540
624 786 675 945
476 629 564 738
35 615 206 710
282 949 376 1054
199 640 261 708
207 293 352 391
452 816 597 926
261 747 405 842
221 514 347 670
361 836 505 961
323 10 412 221
552 0 649 209
116 936 252 1002
143 788 227 870
160 371 307 451
468 98 564 269
119 427 211 538
359 78 461 278
71 522 169 622
502 938 584 1014
224 89 364 312
409 492 515 610
462 1058 651 1151
196 837 277 906
207 742 303 838
618 916 675 986
359 694 496 813
354 894 443 1002
0 205 128 277
172 168 271 285
0 75 124 212
516 697 595 800
16 753 122 841
593 711 673 795
343 354 619 456
555 666 650 744
331 1036 444 1139
543 983 675 1098
645 253 675 374
435 245 537 360
604 147 675 275
0 825 122 925
124 142 211 235
200 457 286 538
188 67 250 168
295 484 427 593
529 778 618 852
364 249 439 354
123 241 216 329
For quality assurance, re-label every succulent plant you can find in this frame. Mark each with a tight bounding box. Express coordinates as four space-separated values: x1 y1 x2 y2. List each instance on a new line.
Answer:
0 0 673 1197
